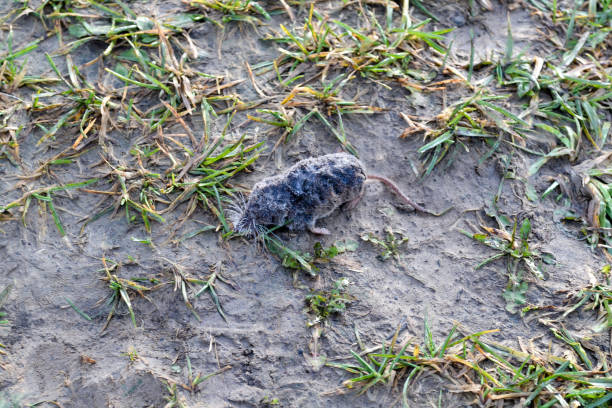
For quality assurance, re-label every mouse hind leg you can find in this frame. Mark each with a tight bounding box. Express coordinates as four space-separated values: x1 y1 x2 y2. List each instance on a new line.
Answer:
287 214 330 235
308 225 331 235
307 218 330 235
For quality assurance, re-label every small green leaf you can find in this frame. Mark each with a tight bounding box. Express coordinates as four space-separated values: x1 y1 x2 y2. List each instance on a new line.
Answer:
67 23 90 38
503 281 528 314
164 13 204 28
519 219 531 241
335 239 359 252
135 16 154 31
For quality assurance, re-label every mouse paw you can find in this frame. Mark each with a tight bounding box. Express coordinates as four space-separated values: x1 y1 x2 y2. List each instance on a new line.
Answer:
308 226 330 235
344 194 363 210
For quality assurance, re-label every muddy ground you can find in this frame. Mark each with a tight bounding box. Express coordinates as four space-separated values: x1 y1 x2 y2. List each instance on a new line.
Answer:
0 1 610 407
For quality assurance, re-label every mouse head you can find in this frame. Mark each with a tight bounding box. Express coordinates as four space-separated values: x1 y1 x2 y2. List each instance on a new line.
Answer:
228 193 263 238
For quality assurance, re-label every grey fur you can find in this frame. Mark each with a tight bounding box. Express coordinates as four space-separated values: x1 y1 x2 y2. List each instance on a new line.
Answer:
230 153 366 236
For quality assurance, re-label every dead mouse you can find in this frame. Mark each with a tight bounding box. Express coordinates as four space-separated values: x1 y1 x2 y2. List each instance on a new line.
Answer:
229 152 445 237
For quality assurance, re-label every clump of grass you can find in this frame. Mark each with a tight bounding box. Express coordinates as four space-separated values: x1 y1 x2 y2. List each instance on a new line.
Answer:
278 74 387 155
306 277 353 326
266 3 450 81
36 24 232 148
461 217 555 313
182 133 264 232
31 99 252 239
414 91 533 177
0 0 261 239
93 257 230 330
0 285 11 330
0 30 53 166
183 0 271 27
279 73 385 116
543 270 611 333
0 28 53 91
262 232 317 275
170 262 206 322
0 100 22 167
413 0 610 177
163 362 231 406
0 178 98 236
8 0 247 142
493 51 609 177
20 0 233 152
191 263 230 322
247 70 384 155
259 396 281 407
581 283 612 332
525 0 612 47
328 320 612 406
253 2 452 154
79 113 263 235
543 158 612 261
491 4 609 176
578 166 612 262
60 1 205 53
121 346 139 362
163 382 187 408
247 107 294 137
98 257 153 331
361 227 409 261
12 0 90 30
262 231 357 276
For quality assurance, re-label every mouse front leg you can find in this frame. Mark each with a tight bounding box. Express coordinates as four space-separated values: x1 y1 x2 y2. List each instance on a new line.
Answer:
344 193 363 210
344 184 366 211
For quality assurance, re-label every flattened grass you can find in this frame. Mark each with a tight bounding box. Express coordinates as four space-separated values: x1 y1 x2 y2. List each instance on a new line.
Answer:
329 320 611 407
94 257 230 331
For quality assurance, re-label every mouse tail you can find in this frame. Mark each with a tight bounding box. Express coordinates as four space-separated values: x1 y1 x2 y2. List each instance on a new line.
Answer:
367 175 452 216
366 174 428 213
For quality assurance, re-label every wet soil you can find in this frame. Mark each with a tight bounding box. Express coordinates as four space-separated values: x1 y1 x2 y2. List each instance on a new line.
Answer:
0 1 609 407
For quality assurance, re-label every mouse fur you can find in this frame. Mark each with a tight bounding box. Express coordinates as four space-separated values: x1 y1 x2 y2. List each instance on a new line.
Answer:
230 153 366 237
